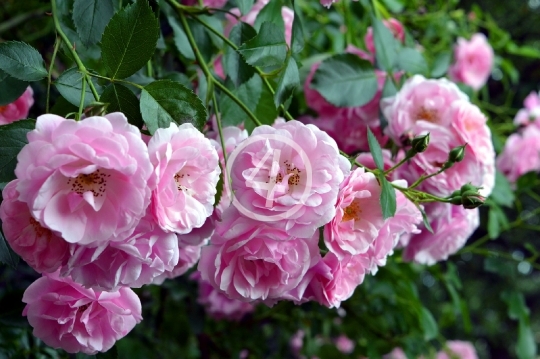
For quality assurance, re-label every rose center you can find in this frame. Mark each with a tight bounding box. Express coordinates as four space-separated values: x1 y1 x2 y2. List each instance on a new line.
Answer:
343 199 362 222
174 171 194 195
67 169 109 197
78 303 90 314
29 217 53 241
416 106 438 123
265 160 302 187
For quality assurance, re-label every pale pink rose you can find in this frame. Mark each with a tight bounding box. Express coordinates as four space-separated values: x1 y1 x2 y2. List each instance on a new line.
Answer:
364 18 405 55
437 341 478 359
152 242 203 284
0 86 34 125
524 91 540 110
320 0 358 8
382 75 468 144
210 126 249 219
290 330 305 355
15 113 153 246
497 125 540 183
191 272 254 321
448 33 493 90
177 214 215 247
449 100 495 196
0 180 69 273
63 211 179 291
198 209 320 302
182 0 227 7
514 91 540 127
335 335 355 354
148 123 220 234
229 120 349 238
324 168 385 258
227 0 294 45
403 203 479 265
22 271 142 355
383 348 408 359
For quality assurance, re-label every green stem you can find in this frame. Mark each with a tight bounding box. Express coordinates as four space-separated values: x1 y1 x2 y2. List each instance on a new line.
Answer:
212 93 228 167
51 0 99 101
342 0 355 46
86 72 144 89
46 37 61 113
466 248 540 271
409 168 445 189
214 81 262 126
0 6 49 35
146 60 154 78
384 155 410 175
77 75 87 121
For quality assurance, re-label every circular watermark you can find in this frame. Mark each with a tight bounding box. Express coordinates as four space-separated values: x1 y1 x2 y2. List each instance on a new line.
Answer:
226 133 313 222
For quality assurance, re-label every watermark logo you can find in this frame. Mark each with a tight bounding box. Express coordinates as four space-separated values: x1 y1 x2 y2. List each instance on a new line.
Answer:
226 134 312 222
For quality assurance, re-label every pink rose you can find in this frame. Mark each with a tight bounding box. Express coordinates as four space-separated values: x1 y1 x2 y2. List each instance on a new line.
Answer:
14 113 153 246
384 348 408 359
198 208 320 302
448 33 493 90
497 125 540 183
290 330 305 355
63 211 180 291
191 272 254 321
22 271 142 355
335 335 355 354
229 120 350 238
437 341 478 359
514 91 540 127
524 91 540 110
403 203 479 265
320 0 359 8
324 168 385 258
364 18 405 55
149 123 220 234
382 75 468 145
0 180 69 273
0 86 34 125
152 242 203 284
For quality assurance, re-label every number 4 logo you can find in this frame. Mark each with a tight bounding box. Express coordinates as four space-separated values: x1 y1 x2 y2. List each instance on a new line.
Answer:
244 148 286 208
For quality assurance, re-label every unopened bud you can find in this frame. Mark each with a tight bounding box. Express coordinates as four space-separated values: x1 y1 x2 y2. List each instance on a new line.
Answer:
449 196 463 205
462 195 484 209
448 144 467 163
460 183 480 195
410 133 430 154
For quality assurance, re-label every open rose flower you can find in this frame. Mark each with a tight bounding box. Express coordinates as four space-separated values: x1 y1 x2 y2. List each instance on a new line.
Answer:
14 113 153 246
497 124 540 183
335 335 355 354
63 211 180 291
448 33 493 90
152 242 203 285
199 208 320 302
229 120 350 238
514 91 540 127
148 123 220 234
0 86 34 125
437 341 478 359
0 180 69 273
324 168 385 258
22 271 142 355
403 203 479 265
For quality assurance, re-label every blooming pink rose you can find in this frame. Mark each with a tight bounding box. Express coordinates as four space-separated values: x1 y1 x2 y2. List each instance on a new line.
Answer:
63 211 179 291
290 330 305 355
524 91 540 110
403 203 479 265
22 271 142 355
0 86 34 125
320 0 358 8
383 348 408 359
448 33 493 90
324 168 385 258
15 113 153 246
198 208 320 302
335 335 355 354
229 120 350 238
182 0 227 7
382 75 468 145
514 91 540 127
437 341 478 359
152 242 203 284
191 272 254 321
149 123 220 234
0 180 69 273
497 125 540 183
364 18 405 55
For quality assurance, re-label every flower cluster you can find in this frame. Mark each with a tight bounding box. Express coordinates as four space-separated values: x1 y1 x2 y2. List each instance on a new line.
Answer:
1 113 220 353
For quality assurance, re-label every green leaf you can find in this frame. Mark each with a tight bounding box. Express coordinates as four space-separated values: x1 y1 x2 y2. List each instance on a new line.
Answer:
517 320 537 359
0 70 28 106
140 80 207 134
73 0 115 47
100 83 143 128
311 53 378 107
372 17 400 72
487 206 501 239
0 119 35 185
274 57 299 107
491 170 515 207
50 96 79 117
379 175 397 219
254 79 279 125
54 67 100 107
380 0 404 12
238 22 287 68
101 0 159 79
167 15 194 60
220 76 262 127
419 307 438 341
291 0 305 53
398 47 429 75
0 224 19 269
0 41 47 81
506 43 540 59
214 164 224 208
224 23 257 87
381 75 397 98
417 204 434 233
431 51 452 78
367 128 384 170
502 291 530 321
236 0 255 14
253 0 284 31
